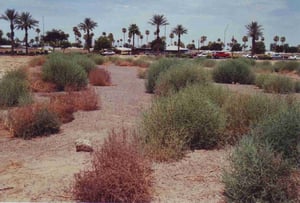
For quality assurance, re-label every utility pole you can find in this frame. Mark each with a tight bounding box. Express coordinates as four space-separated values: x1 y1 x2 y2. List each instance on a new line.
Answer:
223 24 229 50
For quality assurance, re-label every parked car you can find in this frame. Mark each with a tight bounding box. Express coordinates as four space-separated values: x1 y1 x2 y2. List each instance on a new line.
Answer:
102 50 115 56
243 54 258 59
212 51 231 59
196 53 208 58
288 55 300 60
271 53 283 60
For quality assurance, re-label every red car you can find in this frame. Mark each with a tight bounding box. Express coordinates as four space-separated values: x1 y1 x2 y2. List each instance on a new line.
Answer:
212 51 231 59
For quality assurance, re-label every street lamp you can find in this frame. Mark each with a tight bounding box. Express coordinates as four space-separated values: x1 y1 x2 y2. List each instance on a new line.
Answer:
223 24 229 50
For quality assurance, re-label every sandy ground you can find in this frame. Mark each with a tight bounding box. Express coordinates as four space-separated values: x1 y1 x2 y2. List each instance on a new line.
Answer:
1 56 298 202
0 56 32 78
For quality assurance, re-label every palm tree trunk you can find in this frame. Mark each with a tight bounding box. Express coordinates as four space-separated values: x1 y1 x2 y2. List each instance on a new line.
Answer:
251 36 255 56
25 28 28 55
132 34 135 50
156 25 159 40
87 30 90 53
10 23 14 55
177 35 180 57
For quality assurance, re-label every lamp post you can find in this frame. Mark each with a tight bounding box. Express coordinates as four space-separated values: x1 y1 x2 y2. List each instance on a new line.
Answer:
223 24 229 50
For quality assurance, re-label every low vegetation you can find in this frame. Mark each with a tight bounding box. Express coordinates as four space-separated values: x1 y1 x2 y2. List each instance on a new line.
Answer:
42 52 88 91
0 69 32 107
212 59 255 84
154 63 210 96
8 104 61 139
255 74 296 93
73 129 153 202
88 68 111 86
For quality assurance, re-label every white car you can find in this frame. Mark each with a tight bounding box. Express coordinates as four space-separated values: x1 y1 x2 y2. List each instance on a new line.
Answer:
288 55 300 60
196 53 208 58
102 50 115 56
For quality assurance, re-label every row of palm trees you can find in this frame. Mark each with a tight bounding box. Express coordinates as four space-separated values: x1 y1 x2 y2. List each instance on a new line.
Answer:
0 9 39 54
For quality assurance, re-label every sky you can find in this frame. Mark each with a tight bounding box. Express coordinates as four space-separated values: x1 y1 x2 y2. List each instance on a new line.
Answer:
0 0 299 50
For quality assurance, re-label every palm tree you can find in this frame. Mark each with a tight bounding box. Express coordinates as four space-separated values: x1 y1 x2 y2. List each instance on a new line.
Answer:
245 21 263 56
78 18 97 52
35 28 40 46
273 35 279 45
16 12 39 55
0 9 18 54
280 36 286 45
122 28 127 46
242 36 248 51
148 14 168 40
128 24 140 50
140 35 143 47
172 24 188 56
169 33 174 45
145 30 150 44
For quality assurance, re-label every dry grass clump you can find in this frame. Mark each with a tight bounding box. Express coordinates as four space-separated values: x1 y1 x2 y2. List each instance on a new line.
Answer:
26 66 57 92
49 87 99 123
137 68 148 79
7 104 61 139
88 68 111 86
73 129 153 202
28 55 47 67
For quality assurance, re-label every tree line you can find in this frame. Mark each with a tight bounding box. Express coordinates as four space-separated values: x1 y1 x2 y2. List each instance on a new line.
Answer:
1 8 299 55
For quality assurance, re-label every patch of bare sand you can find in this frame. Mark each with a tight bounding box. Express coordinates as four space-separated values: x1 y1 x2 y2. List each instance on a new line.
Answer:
0 56 32 78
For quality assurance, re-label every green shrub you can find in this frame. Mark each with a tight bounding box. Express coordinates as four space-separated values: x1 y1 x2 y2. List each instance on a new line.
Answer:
273 61 300 72
70 53 96 73
8 105 61 139
254 61 274 73
212 59 255 84
155 64 211 96
255 74 295 93
223 136 294 202
236 57 256 66
145 58 182 93
42 52 88 91
222 93 290 144
254 104 300 163
88 54 106 65
0 69 31 107
141 84 225 161
194 58 216 67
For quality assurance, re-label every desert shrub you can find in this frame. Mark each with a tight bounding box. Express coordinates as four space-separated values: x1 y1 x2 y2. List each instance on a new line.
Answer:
273 61 300 72
88 68 111 86
0 69 31 107
255 74 268 88
254 104 300 164
49 87 99 123
71 53 96 73
255 74 295 93
132 58 150 68
236 57 256 66
114 57 134 66
88 54 106 65
194 58 216 67
154 64 211 96
145 58 182 93
141 84 225 161
73 129 153 202
222 93 290 144
137 68 148 79
28 55 47 67
254 61 274 73
295 81 300 93
212 59 255 84
8 104 61 139
42 52 88 91
223 135 295 202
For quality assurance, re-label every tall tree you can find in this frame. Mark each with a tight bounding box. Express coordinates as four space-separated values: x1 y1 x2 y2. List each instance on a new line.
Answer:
242 35 248 50
169 33 174 45
172 24 188 56
128 24 140 50
148 14 168 40
35 28 40 46
245 21 263 56
78 18 97 52
0 9 18 54
42 29 69 51
145 29 150 44
280 36 286 45
107 33 114 46
273 35 279 45
140 35 143 47
122 28 127 46
16 12 39 55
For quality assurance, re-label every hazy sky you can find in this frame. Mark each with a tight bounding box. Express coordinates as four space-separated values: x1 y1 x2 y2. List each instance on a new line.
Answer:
0 0 299 49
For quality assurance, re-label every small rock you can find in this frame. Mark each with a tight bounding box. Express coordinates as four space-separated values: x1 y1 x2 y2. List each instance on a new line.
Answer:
75 138 93 152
